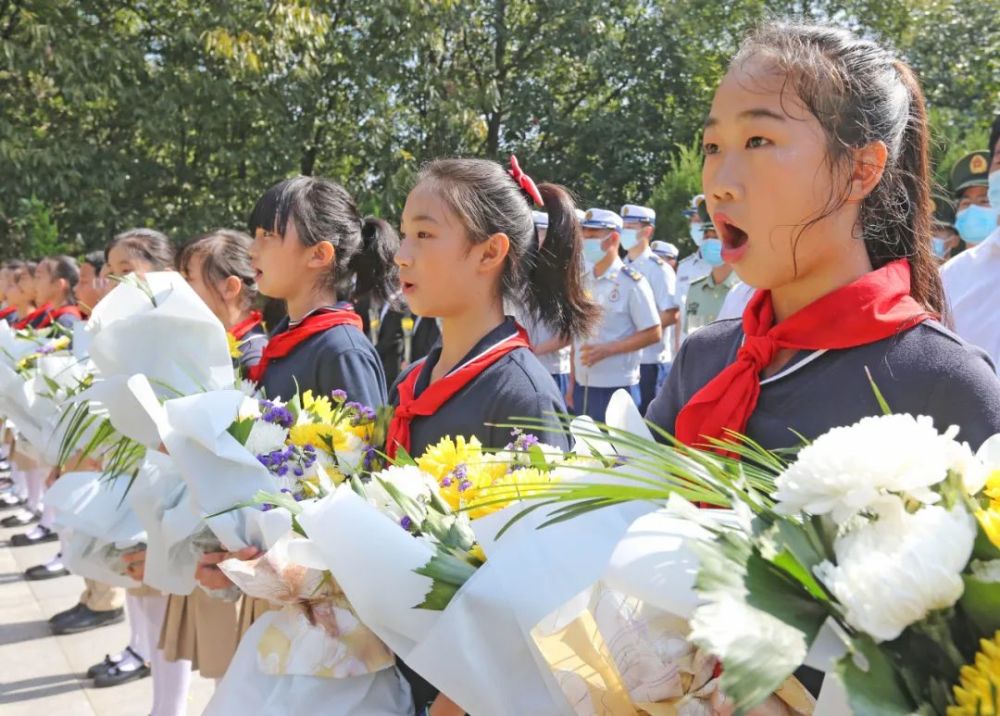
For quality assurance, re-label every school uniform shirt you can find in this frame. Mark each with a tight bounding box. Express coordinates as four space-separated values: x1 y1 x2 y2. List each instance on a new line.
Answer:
681 269 739 339
673 252 712 351
717 280 757 322
573 257 660 389
647 317 1000 453
390 317 571 455
626 247 679 365
521 314 570 376
261 305 387 409
942 225 1000 373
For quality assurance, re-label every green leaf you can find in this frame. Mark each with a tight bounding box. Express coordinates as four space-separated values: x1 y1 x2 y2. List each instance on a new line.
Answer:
689 531 829 712
414 550 478 610
834 635 917 716
226 416 255 445
960 572 1000 635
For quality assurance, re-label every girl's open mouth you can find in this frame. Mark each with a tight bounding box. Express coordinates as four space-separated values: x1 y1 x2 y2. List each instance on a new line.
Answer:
714 213 750 262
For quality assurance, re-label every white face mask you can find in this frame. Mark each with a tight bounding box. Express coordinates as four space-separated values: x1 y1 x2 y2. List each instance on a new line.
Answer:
989 169 1000 210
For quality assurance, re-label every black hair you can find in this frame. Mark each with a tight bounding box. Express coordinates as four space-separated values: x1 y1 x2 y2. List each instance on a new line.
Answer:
990 114 1000 159
81 251 105 275
249 177 399 305
733 21 944 316
416 158 598 340
178 229 259 310
105 228 175 271
41 255 80 303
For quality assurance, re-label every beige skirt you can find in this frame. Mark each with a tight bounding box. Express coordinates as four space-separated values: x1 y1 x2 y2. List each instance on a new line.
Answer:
159 590 240 678
236 595 278 639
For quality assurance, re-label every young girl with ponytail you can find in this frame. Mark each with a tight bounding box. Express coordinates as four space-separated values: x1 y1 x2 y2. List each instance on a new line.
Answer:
390 157 598 715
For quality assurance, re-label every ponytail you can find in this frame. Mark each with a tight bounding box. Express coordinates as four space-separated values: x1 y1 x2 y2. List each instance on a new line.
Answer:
416 158 598 341
350 216 399 306
527 184 600 339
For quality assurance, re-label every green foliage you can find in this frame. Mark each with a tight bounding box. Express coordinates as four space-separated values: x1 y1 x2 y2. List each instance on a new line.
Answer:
1 0 997 259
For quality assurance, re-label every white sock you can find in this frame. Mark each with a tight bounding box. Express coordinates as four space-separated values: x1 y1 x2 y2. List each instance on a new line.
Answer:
115 647 145 673
25 524 50 540
10 469 27 499
25 468 46 512
39 503 56 530
150 648 192 716
125 594 151 661
44 553 64 571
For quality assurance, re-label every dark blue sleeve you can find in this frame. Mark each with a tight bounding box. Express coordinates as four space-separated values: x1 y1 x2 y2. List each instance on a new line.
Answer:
922 346 1000 451
644 337 691 440
56 314 82 330
484 380 571 452
317 347 388 410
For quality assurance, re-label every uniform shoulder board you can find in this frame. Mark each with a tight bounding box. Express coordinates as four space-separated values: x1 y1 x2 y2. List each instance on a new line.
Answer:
649 253 665 266
623 266 643 282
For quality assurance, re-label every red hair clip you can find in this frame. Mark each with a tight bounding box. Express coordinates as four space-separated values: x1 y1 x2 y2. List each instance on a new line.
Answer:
508 155 544 207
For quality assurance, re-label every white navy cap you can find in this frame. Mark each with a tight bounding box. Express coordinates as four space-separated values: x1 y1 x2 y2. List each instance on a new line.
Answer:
532 211 549 228
650 240 679 259
574 208 586 222
682 193 706 218
581 208 623 231
620 204 656 225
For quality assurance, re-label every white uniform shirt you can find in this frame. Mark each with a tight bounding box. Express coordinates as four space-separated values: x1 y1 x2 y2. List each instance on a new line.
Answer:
574 257 660 388
717 280 757 321
522 314 571 375
673 251 713 350
942 226 1000 373
626 247 678 364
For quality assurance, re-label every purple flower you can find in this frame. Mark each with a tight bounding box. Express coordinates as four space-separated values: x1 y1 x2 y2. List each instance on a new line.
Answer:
452 464 468 480
331 389 348 402
261 503 274 512
400 515 413 530
521 434 540 449
459 479 472 492
280 488 292 494
277 464 289 477
361 408 377 421
441 477 453 488
262 404 294 428
293 466 304 477
304 444 316 453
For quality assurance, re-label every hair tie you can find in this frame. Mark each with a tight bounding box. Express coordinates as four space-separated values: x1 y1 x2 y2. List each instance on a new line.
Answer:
508 155 544 207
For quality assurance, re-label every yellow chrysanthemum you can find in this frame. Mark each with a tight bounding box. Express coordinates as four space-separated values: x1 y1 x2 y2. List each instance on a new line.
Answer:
977 508 1000 551
50 336 71 351
985 470 1000 503
288 423 346 453
417 436 484 482
469 543 486 563
348 422 374 443
301 390 335 424
948 630 1000 716
226 332 241 358
466 467 555 519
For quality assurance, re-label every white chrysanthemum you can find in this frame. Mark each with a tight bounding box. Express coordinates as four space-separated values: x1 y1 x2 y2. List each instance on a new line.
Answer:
970 559 1000 583
773 414 972 521
365 465 440 523
236 396 262 422
335 432 366 475
814 498 975 643
243 420 288 458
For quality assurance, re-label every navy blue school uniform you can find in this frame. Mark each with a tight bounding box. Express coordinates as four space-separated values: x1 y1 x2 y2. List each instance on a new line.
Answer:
389 317 569 710
409 315 440 365
261 305 387 408
390 318 571 454
647 318 1000 452
0 307 18 325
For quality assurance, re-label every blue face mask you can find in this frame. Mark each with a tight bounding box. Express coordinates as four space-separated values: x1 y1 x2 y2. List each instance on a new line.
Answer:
582 238 609 264
701 238 724 266
619 228 640 251
955 204 1000 245
930 236 950 259
989 170 1000 211
689 222 705 247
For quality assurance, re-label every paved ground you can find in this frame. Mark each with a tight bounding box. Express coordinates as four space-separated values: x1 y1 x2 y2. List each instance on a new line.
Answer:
0 516 214 715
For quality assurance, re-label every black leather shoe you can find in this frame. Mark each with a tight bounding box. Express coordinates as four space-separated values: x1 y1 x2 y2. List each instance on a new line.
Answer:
49 602 85 625
25 563 70 580
0 492 25 509
11 526 58 546
1 511 38 527
50 605 124 635
87 653 124 679
93 654 150 688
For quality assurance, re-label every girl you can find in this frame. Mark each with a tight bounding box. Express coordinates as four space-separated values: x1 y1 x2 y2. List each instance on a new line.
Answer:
178 229 268 372
0 260 25 324
390 157 598 714
156 229 263 688
244 176 396 406
645 22 1000 699
12 262 45 330
33 255 84 329
76 251 106 317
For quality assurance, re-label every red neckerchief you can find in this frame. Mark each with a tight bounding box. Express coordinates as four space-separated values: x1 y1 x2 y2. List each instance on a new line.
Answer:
675 260 930 453
230 310 264 340
246 308 363 384
49 305 85 323
386 324 531 458
14 303 53 330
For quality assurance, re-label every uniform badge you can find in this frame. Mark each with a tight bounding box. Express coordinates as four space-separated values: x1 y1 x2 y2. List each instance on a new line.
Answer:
970 154 988 174
609 288 620 302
